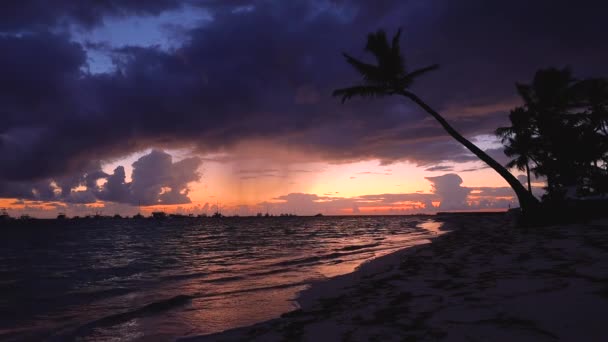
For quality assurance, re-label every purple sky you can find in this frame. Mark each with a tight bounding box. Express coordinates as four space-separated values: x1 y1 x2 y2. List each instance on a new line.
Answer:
0 0 606 215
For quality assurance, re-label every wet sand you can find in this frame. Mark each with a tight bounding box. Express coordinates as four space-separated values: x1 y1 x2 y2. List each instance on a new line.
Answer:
181 214 608 341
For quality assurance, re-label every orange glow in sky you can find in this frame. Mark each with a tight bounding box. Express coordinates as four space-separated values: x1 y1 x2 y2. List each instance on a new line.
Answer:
1 145 519 218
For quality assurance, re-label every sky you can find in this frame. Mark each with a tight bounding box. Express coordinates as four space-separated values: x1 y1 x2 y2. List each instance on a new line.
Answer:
0 0 606 217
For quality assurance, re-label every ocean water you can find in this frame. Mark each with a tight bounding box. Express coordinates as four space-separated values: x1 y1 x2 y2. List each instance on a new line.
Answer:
0 216 442 341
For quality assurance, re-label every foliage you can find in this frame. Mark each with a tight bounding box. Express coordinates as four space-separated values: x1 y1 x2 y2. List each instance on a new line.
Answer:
497 68 608 200
333 29 439 102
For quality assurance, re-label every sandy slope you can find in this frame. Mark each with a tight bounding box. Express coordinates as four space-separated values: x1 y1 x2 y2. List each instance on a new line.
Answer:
180 215 608 341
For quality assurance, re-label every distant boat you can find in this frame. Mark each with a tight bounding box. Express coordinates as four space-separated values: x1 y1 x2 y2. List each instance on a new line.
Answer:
314 213 324 217
57 212 67 220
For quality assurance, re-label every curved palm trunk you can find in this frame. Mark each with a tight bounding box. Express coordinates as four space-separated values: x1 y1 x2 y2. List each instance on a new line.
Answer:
525 162 532 193
401 91 540 214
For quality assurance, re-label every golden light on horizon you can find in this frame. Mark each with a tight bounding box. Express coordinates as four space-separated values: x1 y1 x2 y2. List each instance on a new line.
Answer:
1 149 522 218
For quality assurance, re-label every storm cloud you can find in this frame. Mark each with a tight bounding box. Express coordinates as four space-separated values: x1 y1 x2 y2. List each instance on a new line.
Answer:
0 0 606 202
0 150 202 205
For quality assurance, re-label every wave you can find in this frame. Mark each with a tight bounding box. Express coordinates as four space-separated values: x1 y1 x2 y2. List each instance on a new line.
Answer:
205 275 244 283
195 281 310 299
68 287 134 302
160 272 209 282
246 268 293 277
337 242 381 251
269 249 375 268
62 295 193 339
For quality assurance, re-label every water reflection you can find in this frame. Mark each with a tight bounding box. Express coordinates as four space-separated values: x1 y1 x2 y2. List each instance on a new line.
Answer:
0 216 444 341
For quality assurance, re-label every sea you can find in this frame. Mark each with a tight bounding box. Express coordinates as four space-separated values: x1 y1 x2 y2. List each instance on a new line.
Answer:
0 216 443 341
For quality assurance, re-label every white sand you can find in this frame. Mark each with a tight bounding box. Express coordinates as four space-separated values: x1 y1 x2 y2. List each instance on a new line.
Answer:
180 215 608 341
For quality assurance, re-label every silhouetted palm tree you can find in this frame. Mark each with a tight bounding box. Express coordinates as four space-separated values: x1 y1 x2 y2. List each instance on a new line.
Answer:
501 68 608 199
511 68 576 197
496 107 537 193
333 29 540 214
573 78 608 136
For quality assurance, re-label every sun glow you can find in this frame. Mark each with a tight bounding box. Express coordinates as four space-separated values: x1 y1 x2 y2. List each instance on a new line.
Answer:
2 144 519 218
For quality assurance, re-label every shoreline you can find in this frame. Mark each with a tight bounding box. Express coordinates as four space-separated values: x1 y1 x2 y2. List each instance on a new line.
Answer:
179 217 456 341
180 214 608 341
295 219 452 312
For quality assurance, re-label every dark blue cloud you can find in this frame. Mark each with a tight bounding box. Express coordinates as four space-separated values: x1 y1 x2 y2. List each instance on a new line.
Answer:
0 0 607 202
0 150 201 205
0 0 184 31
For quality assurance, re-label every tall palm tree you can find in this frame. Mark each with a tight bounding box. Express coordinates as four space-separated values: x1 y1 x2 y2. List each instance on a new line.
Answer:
333 29 540 214
511 68 596 198
496 107 537 194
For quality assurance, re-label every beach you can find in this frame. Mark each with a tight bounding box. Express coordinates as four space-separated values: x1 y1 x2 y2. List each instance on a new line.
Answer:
183 214 608 341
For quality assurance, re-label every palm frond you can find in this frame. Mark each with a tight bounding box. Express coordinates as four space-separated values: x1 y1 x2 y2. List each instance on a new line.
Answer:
342 53 382 83
506 159 518 169
504 143 517 157
495 126 514 141
365 30 400 74
404 64 439 81
332 85 392 103
334 28 438 104
365 30 391 57
391 28 402 55
390 28 405 72
516 83 535 107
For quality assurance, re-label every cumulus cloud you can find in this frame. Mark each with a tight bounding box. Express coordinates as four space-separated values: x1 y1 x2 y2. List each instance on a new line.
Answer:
425 174 471 210
425 165 454 172
257 172 518 215
0 150 202 205
5 171 520 217
130 150 202 205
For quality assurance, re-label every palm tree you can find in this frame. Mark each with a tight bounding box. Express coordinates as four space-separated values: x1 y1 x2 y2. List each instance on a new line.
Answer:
496 107 537 194
511 68 598 198
333 29 540 215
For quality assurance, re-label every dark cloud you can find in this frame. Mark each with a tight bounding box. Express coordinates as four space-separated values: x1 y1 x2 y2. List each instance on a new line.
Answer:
0 150 202 205
459 166 490 173
235 168 297 180
236 168 281 180
0 0 606 200
0 0 184 31
424 165 454 172
123 150 202 205
357 193 436 204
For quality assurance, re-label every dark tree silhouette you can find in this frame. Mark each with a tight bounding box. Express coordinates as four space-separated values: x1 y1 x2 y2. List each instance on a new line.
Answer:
496 108 536 194
333 29 540 215
500 68 608 200
514 68 577 197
